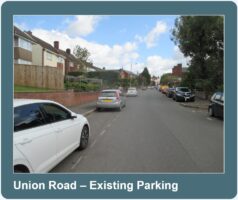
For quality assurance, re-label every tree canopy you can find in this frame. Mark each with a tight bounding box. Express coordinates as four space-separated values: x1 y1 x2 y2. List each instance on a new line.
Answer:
139 67 151 86
171 16 224 93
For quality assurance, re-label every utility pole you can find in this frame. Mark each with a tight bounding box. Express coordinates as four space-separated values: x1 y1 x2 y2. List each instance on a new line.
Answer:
130 63 132 87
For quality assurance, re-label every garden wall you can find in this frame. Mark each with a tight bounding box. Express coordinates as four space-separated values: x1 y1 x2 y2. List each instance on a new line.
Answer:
14 91 100 107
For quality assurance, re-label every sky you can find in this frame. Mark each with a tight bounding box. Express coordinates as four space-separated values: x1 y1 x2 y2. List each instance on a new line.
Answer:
14 15 190 77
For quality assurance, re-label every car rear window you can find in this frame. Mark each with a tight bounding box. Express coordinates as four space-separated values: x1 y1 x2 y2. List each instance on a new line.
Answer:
100 91 117 97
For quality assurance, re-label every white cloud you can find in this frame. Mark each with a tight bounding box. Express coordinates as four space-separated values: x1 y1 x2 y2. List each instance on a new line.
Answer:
66 16 102 37
144 21 167 48
146 55 177 76
31 28 139 70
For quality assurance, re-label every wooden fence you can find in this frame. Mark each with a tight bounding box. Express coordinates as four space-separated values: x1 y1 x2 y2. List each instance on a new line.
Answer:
14 64 64 90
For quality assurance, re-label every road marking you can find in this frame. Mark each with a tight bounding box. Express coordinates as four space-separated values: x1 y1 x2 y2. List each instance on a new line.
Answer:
90 140 97 148
107 123 111 128
99 130 106 136
192 110 196 113
207 117 213 121
71 157 82 170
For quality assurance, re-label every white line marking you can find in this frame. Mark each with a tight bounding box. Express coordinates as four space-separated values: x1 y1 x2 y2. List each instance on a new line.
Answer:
107 123 111 128
90 140 96 148
207 117 213 121
71 157 82 170
192 110 196 113
99 130 106 136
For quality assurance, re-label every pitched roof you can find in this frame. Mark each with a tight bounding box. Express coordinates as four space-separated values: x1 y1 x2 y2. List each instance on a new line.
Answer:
58 49 78 63
26 31 58 54
14 26 36 43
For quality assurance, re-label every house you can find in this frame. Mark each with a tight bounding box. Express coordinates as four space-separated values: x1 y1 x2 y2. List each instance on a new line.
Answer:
119 69 137 79
172 64 183 76
26 33 66 75
14 26 36 65
58 47 79 74
86 64 102 72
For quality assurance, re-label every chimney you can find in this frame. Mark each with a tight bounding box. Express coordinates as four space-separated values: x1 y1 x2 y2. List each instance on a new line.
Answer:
54 41 59 49
66 48 71 54
27 31 32 35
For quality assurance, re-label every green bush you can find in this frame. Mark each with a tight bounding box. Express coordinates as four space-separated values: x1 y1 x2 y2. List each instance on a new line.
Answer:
65 81 100 91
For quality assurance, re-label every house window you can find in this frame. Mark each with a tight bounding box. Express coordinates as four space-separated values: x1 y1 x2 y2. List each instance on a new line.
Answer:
18 38 32 51
57 56 64 63
46 52 53 61
15 59 32 65
69 62 74 67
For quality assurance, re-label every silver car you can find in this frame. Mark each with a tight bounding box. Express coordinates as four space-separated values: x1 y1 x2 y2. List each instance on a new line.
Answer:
96 89 126 111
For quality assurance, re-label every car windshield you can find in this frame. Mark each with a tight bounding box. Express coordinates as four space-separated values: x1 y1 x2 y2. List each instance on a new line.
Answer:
179 88 190 92
100 91 117 97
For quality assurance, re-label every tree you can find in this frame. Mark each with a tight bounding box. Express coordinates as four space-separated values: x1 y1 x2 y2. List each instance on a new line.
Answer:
171 16 224 95
73 45 91 62
139 67 151 86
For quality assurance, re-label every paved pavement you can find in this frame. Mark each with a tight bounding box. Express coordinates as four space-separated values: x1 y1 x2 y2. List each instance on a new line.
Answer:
180 98 210 110
69 101 97 116
51 89 223 173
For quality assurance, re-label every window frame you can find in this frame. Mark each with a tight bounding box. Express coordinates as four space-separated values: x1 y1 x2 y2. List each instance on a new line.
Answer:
40 103 72 124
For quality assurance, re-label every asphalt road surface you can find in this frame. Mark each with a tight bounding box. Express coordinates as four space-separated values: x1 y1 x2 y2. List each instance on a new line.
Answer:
51 89 223 173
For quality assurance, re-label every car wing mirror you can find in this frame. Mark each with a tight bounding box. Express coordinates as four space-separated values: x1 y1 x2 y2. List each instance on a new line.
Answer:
70 113 77 119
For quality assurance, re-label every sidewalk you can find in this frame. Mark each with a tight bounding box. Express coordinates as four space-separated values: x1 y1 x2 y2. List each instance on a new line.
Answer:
69 101 97 116
180 98 210 110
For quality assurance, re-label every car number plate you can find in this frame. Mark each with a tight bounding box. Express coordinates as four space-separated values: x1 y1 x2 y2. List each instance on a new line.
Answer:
103 99 112 102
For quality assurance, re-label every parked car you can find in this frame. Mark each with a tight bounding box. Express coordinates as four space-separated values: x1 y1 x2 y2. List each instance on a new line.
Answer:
173 87 195 102
96 89 126 111
13 99 90 173
208 92 224 118
160 85 169 94
127 87 138 97
166 87 175 98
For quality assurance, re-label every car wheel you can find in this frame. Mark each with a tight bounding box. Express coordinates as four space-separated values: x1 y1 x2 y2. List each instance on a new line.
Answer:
96 107 101 112
175 96 178 102
78 125 89 150
208 107 214 117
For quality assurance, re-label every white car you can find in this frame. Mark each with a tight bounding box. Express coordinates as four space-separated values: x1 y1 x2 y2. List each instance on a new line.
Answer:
13 99 90 173
126 87 138 97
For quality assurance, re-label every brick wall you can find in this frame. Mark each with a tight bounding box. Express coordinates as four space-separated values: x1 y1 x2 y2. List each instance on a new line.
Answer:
14 91 100 107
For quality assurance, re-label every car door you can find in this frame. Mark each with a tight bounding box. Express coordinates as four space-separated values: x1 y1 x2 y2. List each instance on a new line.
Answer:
14 103 57 173
213 93 222 117
218 94 224 117
41 103 82 163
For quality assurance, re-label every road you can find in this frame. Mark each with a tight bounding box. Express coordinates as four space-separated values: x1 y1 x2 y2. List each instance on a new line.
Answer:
51 89 223 173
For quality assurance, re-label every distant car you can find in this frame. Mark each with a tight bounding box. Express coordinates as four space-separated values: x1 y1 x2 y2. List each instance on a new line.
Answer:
127 87 138 97
160 85 169 94
166 88 175 98
14 99 90 173
141 86 147 90
208 92 224 118
173 87 195 102
96 89 126 111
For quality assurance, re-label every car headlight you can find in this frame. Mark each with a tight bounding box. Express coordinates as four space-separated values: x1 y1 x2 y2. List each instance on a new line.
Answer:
177 93 182 96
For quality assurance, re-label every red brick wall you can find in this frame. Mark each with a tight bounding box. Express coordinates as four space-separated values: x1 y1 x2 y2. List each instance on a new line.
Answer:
14 91 100 107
